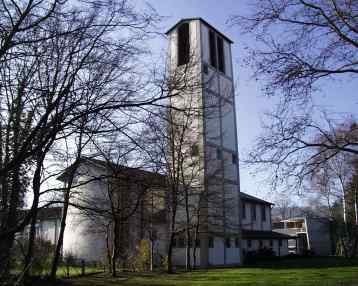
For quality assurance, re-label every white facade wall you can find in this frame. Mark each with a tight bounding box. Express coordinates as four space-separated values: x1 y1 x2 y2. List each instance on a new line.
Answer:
39 219 60 243
209 238 225 265
63 165 109 262
241 202 271 231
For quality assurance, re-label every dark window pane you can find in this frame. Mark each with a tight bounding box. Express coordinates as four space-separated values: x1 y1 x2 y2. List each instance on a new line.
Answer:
225 238 231 248
209 237 214 248
279 239 282 247
261 205 266 222
232 154 238 164
259 240 263 248
209 30 217 68
251 204 256 221
203 63 209 74
242 202 246 219
235 237 239 248
247 239 252 248
216 148 222 160
177 23 190 66
217 36 225 73
178 237 185 248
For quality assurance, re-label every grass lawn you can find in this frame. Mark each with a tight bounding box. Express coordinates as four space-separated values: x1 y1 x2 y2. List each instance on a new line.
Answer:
62 257 358 286
55 265 103 278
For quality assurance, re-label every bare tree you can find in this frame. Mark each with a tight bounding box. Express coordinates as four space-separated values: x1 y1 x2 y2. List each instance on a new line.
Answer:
0 0 161 280
229 0 358 194
311 151 358 258
229 0 357 101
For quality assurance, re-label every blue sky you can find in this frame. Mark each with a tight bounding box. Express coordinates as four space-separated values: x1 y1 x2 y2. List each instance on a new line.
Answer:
142 0 358 203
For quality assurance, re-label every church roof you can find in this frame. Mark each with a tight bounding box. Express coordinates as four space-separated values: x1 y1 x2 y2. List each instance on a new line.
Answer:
240 192 274 206
57 156 166 185
165 18 234 44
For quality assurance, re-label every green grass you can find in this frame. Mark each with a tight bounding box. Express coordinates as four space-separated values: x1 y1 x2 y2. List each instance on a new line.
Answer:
56 265 103 278
63 257 358 286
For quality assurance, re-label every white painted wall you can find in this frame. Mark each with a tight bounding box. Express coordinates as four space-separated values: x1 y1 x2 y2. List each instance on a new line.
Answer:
221 100 236 151
209 237 225 265
39 219 60 243
241 202 271 231
225 238 241 264
63 164 109 262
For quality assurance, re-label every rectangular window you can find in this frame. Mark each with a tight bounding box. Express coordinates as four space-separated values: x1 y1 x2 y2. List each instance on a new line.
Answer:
177 23 190 66
279 239 282 247
209 237 214 248
259 240 263 248
216 148 222 160
235 237 240 248
225 238 231 248
178 237 185 248
217 36 225 73
242 202 246 219
251 204 256 221
261 205 266 222
209 30 217 68
203 63 209 74
247 239 252 248
232 154 238 164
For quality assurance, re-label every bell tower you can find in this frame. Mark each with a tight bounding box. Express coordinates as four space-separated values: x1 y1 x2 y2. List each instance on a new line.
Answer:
166 18 241 266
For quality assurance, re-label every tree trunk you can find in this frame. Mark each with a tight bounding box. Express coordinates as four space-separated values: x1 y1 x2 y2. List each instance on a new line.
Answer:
167 232 175 274
106 224 112 273
23 153 46 280
192 219 200 270
354 188 358 226
0 167 21 279
111 219 119 277
23 207 38 280
50 184 71 280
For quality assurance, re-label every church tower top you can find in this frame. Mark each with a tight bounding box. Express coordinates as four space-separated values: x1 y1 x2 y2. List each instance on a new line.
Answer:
165 18 234 44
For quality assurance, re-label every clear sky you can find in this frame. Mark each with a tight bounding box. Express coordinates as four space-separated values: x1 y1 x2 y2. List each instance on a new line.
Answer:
142 0 358 203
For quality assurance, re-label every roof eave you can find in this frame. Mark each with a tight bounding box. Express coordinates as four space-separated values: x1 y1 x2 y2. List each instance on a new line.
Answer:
165 18 234 44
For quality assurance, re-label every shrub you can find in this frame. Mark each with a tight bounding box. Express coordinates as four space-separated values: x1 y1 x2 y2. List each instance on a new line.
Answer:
244 247 277 265
129 239 151 272
13 237 56 276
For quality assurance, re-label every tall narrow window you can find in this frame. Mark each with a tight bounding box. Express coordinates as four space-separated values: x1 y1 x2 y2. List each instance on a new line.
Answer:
216 148 223 160
209 237 214 248
251 204 256 221
217 36 225 73
225 238 231 248
209 30 217 68
177 23 190 66
235 237 240 248
242 202 246 219
261 205 266 222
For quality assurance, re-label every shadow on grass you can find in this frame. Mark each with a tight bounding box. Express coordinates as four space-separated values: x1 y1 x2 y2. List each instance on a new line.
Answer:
244 256 358 269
